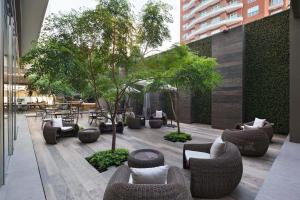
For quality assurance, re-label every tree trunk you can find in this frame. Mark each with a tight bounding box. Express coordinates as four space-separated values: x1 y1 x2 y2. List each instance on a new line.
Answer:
111 120 116 152
169 92 181 134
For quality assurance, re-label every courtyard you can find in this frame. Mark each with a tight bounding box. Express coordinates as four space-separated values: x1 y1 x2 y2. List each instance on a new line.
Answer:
19 113 285 200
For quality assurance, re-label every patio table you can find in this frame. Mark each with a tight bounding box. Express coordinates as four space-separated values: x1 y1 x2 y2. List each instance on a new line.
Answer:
128 149 164 168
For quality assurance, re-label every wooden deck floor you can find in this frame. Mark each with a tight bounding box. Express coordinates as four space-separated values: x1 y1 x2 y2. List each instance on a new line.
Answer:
26 115 286 200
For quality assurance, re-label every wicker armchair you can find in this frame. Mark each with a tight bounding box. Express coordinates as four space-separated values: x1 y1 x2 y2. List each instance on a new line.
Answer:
99 122 124 134
103 165 192 200
222 128 269 156
183 142 243 198
150 112 168 125
127 117 142 129
236 121 274 142
43 121 79 144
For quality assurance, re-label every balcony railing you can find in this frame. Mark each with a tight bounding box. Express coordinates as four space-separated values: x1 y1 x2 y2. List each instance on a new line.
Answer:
183 0 219 21
183 0 196 11
184 16 243 40
183 2 243 31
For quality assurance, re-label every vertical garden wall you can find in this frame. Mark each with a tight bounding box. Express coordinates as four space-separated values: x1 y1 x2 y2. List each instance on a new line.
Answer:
157 10 289 134
244 11 289 134
188 37 212 124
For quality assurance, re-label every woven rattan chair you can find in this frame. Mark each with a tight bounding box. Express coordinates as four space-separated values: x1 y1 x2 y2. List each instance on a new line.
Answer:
43 121 79 144
222 128 269 156
236 121 274 142
103 165 192 200
150 111 168 125
183 142 243 198
127 117 142 129
149 119 163 128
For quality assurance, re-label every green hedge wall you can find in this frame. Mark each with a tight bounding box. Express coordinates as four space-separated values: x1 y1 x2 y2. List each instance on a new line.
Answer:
188 37 212 124
244 11 289 134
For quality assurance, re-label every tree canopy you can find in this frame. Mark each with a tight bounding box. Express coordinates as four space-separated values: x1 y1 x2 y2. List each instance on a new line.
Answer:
22 0 173 150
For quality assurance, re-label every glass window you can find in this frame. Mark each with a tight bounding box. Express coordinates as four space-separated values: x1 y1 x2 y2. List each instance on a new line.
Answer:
248 5 260 16
211 16 221 24
270 0 283 6
229 12 239 19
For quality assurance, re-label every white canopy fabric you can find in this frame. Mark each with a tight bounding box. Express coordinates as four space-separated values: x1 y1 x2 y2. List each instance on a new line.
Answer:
125 86 140 93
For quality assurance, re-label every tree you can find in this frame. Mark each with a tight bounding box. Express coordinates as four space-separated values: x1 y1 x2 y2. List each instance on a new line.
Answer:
22 0 173 151
146 45 221 139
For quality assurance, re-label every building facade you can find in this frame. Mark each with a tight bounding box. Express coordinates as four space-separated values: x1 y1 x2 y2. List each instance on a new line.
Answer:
181 0 290 43
0 0 48 186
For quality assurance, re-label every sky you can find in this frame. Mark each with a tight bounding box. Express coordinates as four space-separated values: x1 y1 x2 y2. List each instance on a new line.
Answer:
45 0 180 53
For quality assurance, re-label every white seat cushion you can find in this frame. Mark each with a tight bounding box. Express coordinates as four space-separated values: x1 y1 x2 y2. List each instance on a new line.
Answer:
155 110 163 118
185 150 210 161
61 126 73 131
52 118 63 128
244 124 259 130
130 165 169 184
210 136 226 159
253 118 266 128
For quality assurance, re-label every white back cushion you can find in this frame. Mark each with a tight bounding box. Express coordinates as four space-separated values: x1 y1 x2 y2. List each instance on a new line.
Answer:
130 165 168 184
185 150 210 160
253 118 266 128
210 136 226 159
52 118 63 128
155 110 163 118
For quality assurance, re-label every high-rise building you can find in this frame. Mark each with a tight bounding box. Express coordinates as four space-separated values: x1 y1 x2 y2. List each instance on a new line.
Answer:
181 0 290 43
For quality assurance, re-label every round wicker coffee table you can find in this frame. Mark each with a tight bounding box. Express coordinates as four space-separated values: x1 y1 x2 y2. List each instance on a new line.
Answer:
78 128 100 143
128 149 164 168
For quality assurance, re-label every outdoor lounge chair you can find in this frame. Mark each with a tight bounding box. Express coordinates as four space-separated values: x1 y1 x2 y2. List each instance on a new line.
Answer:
222 128 269 156
43 120 79 144
99 122 124 134
150 111 168 125
127 117 143 129
183 142 243 198
103 165 192 200
235 120 274 142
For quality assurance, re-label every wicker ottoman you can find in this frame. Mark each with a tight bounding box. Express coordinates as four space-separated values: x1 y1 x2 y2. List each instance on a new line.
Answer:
78 128 100 143
128 149 164 168
149 119 163 128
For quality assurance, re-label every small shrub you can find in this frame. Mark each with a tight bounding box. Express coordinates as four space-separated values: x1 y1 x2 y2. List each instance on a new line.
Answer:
86 149 128 172
164 132 192 143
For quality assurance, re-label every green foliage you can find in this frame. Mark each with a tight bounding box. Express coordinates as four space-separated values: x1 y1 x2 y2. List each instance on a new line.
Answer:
187 38 212 124
86 149 128 172
23 0 173 151
164 132 192 142
244 11 289 134
138 0 173 56
146 45 221 134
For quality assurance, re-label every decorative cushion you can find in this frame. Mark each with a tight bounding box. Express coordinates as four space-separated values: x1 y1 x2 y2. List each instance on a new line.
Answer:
185 150 210 161
210 136 226 159
52 118 63 128
116 114 123 122
155 110 163 118
61 126 73 131
253 118 266 128
130 165 169 184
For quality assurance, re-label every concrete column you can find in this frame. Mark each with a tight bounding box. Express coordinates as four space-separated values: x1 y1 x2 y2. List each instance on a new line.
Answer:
0 0 5 185
289 8 300 143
